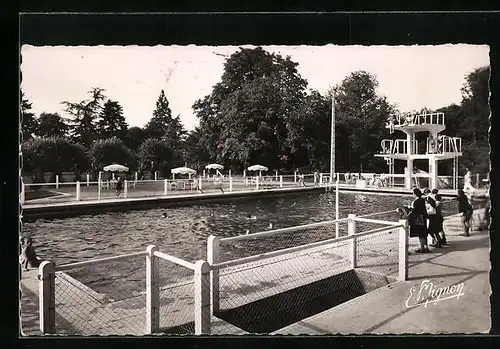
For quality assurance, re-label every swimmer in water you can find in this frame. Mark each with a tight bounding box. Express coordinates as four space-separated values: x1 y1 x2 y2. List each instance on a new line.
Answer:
209 212 215 217
161 212 167 218
245 229 250 235
291 202 296 207
246 214 257 220
268 222 274 229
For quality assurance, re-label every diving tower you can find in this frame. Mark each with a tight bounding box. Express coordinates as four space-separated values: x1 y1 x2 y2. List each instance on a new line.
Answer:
375 112 462 190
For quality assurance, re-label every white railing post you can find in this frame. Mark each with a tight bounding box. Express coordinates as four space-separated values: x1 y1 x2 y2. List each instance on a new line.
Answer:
20 181 25 205
154 171 158 181
398 219 409 281
279 175 283 188
194 260 211 335
98 171 102 201
86 173 90 187
76 181 81 201
320 173 323 185
207 236 220 313
146 245 159 334
164 179 168 195
476 173 480 188
199 177 203 191
229 176 233 192
55 175 59 189
134 172 138 188
124 180 128 198
348 214 357 269
255 176 259 190
39 261 56 334
243 170 246 178
335 178 339 237
294 171 297 183
203 169 206 179
275 170 278 181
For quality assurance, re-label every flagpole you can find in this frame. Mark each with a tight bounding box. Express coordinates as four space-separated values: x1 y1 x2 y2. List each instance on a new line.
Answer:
330 95 335 183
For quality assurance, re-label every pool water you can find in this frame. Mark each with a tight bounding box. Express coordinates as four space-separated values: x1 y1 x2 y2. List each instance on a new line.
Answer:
21 192 456 297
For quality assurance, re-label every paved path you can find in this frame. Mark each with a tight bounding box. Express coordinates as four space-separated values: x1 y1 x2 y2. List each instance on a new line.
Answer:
273 209 490 334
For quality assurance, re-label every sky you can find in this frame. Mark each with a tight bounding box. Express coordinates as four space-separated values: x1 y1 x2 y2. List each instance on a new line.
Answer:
20 44 490 131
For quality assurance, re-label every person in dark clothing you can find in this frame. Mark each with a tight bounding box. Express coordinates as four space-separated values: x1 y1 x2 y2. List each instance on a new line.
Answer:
457 189 473 236
407 188 430 253
424 188 443 248
434 193 447 245
116 176 124 196
19 237 41 271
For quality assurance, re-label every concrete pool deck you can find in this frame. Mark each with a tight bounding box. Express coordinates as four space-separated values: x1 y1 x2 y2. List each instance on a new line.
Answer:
22 184 485 220
20 209 490 335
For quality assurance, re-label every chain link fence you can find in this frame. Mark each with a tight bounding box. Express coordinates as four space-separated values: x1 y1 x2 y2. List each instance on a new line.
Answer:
210 219 402 334
50 255 147 335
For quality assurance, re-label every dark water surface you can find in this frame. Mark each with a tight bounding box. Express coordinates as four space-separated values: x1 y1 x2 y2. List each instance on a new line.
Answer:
22 191 458 297
22 192 414 265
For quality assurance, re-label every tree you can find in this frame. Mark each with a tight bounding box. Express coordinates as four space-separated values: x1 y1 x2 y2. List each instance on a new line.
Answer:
97 100 128 140
329 71 396 172
62 87 106 146
459 66 490 144
21 91 38 141
22 137 90 181
192 47 308 171
122 126 147 151
144 90 186 143
36 112 69 138
137 138 174 175
89 137 136 171
183 127 211 169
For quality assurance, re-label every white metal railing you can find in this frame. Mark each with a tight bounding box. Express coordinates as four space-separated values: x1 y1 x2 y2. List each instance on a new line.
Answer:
207 215 409 317
394 112 445 126
37 246 210 335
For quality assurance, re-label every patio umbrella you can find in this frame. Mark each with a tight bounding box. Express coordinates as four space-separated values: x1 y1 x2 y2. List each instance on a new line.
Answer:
103 164 129 172
247 165 268 172
247 165 268 177
205 163 224 170
171 167 197 175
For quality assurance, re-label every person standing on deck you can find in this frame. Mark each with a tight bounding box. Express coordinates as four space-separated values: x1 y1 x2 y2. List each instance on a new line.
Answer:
407 188 430 253
423 188 443 248
115 176 123 196
433 191 448 245
463 168 476 198
457 189 474 236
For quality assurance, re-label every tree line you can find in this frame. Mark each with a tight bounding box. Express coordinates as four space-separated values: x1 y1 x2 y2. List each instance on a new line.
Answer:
21 47 490 182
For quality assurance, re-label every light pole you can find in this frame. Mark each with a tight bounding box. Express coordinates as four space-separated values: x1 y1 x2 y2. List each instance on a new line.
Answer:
330 95 335 183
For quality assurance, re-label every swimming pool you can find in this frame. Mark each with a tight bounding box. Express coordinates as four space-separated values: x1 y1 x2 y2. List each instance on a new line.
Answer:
21 191 457 297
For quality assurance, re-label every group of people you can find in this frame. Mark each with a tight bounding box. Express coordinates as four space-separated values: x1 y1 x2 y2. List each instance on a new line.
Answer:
401 186 475 253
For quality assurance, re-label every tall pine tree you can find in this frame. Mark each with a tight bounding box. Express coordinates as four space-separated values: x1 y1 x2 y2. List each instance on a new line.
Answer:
97 100 128 140
62 87 106 146
21 91 38 141
144 90 186 153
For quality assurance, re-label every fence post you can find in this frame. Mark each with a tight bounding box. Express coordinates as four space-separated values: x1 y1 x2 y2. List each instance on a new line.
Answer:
134 172 138 188
229 176 233 192
279 175 283 188
207 236 220 313
320 173 323 185
256 176 259 190
398 219 409 281
55 175 59 189
275 170 278 181
146 245 159 334
194 260 211 335
154 171 158 181
348 214 357 269
335 178 340 238
20 181 25 205
86 173 90 187
199 177 203 191
98 171 102 201
76 181 81 201
124 180 128 198
476 173 480 188
294 171 297 183
39 261 56 334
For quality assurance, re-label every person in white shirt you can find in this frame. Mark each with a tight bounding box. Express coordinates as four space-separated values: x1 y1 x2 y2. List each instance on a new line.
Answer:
463 168 476 197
